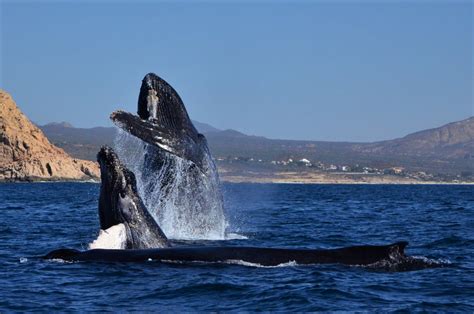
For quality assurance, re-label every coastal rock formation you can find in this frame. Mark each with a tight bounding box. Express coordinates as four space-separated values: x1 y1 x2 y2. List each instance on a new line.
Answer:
0 90 99 181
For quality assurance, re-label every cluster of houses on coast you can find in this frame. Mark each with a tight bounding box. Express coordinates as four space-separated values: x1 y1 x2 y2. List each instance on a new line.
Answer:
215 155 440 181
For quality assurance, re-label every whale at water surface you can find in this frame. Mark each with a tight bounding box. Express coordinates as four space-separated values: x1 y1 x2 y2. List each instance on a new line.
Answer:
46 242 416 268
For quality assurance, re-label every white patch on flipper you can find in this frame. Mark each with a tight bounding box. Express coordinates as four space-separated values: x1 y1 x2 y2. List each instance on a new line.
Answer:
89 223 128 249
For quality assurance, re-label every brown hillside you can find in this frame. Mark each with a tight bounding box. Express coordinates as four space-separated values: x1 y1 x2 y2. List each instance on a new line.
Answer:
354 117 474 159
0 90 99 181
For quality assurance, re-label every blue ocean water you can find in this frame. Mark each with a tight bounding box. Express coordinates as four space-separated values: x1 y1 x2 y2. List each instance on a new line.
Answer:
0 183 473 311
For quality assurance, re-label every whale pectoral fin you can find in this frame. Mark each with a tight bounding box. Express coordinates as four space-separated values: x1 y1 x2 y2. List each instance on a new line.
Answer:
111 110 189 158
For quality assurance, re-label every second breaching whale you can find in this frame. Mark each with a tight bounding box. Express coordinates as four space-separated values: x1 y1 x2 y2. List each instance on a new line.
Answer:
111 73 226 240
89 146 169 249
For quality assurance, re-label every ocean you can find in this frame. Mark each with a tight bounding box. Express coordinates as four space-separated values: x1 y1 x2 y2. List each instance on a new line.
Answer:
1 183 473 311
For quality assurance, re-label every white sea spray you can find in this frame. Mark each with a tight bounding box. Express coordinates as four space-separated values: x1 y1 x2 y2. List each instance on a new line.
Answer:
114 129 228 240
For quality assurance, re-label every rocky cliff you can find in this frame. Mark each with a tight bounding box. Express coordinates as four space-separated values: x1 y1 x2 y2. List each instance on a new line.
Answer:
0 90 99 181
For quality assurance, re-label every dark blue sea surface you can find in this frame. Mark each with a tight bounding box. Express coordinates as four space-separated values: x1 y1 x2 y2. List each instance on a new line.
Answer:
1 183 473 311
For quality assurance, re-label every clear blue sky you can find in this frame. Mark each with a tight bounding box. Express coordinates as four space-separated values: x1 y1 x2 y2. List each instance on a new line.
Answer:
1 1 472 142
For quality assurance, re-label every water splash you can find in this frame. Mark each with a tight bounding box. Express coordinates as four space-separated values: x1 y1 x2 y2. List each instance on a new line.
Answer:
159 259 299 268
225 233 248 240
114 129 228 240
361 255 451 271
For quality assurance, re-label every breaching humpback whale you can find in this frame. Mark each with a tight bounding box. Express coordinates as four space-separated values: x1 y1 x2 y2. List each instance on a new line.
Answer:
95 146 169 249
111 73 225 239
45 242 412 267
44 73 434 270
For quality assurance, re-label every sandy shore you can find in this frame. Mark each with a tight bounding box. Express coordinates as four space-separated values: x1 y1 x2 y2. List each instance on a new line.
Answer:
219 171 473 185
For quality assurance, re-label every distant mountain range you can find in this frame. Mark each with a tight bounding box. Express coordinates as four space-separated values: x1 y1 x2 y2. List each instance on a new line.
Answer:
39 117 474 176
353 117 474 159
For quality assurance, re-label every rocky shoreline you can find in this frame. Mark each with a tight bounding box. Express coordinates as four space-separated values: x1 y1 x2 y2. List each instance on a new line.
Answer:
0 90 99 182
0 177 99 183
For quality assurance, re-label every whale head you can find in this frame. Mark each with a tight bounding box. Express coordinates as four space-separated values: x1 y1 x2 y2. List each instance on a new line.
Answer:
110 73 211 172
137 73 197 134
96 146 169 249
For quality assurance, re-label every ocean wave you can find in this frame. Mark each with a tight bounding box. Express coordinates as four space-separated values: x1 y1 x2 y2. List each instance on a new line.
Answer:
419 236 474 248
225 233 249 240
47 258 76 264
0 206 25 210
